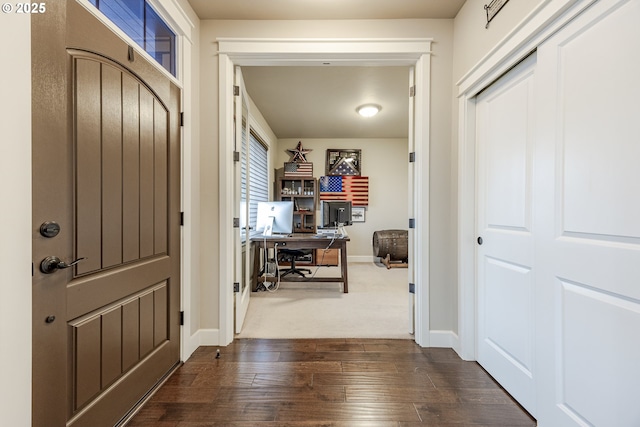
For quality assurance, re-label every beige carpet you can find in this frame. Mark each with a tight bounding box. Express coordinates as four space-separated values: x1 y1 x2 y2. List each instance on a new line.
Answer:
236 262 411 339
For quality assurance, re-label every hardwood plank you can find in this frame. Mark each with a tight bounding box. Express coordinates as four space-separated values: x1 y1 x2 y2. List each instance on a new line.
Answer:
126 339 536 426
163 372 198 387
151 386 220 404
427 371 499 389
341 361 398 373
242 340 317 353
275 402 421 423
251 373 313 387
316 342 366 352
212 385 345 403
212 361 342 374
454 388 518 404
345 386 457 403
363 342 422 353
190 373 256 388
161 402 278 423
278 351 430 363
312 372 432 387
414 402 535 425
170 423 400 427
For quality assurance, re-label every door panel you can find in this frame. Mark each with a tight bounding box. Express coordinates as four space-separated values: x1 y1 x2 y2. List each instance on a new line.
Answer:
476 53 536 416
123 75 141 262
235 67 251 333
536 0 640 425
32 2 180 426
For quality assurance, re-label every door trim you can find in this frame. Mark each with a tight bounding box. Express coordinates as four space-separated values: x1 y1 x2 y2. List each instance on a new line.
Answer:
217 38 432 346
456 0 599 361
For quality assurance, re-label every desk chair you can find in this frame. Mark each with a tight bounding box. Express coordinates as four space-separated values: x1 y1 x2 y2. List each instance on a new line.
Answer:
278 249 312 278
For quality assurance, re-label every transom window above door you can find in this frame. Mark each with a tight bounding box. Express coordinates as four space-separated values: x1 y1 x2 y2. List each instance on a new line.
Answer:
88 0 176 76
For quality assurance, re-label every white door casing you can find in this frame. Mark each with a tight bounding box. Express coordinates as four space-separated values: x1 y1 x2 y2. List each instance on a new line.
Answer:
476 53 537 416
407 65 416 335
217 39 432 346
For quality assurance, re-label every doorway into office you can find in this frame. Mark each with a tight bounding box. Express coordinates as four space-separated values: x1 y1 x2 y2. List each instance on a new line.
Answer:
217 38 432 347
237 65 411 339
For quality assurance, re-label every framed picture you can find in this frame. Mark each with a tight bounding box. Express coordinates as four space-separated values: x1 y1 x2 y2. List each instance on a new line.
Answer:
326 149 361 176
351 206 366 223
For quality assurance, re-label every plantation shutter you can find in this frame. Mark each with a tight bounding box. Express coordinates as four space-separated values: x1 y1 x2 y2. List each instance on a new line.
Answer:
240 127 269 238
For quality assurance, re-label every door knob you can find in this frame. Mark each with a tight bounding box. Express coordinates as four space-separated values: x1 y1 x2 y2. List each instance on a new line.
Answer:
40 256 87 274
477 236 483 245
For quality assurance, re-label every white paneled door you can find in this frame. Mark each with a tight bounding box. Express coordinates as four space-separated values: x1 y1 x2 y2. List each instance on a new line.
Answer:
476 53 537 416
535 0 640 425
234 67 251 333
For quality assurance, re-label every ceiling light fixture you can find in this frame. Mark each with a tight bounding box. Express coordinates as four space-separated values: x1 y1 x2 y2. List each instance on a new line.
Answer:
357 104 381 118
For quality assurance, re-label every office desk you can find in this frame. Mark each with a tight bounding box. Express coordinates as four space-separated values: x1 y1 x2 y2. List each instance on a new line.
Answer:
252 234 350 293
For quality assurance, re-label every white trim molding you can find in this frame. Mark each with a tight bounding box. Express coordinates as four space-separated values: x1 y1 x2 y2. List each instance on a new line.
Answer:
185 329 221 358
217 38 432 66
348 256 375 263
429 330 460 350
456 0 600 361
217 38 432 346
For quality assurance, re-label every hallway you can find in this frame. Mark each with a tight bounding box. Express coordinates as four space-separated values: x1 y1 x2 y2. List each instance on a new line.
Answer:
126 339 535 425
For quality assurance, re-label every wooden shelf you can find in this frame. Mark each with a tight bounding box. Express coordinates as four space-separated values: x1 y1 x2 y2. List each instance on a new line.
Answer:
277 177 317 233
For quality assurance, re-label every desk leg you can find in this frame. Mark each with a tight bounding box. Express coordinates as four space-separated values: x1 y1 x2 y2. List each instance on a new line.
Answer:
252 244 260 292
341 242 348 293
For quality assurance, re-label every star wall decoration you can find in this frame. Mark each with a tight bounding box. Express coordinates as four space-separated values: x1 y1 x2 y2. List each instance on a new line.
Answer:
287 141 312 163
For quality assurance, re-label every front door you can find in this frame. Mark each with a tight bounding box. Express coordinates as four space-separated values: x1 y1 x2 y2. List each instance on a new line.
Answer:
476 53 537 416
32 2 181 426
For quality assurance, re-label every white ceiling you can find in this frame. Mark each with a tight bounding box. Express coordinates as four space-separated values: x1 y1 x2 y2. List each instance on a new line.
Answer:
187 0 465 20
188 0 466 139
242 66 410 139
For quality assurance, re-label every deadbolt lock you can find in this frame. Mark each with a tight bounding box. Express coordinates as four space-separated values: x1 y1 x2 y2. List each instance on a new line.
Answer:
40 221 61 238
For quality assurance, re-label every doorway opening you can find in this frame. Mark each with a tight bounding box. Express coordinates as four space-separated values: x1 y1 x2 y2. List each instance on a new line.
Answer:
217 38 432 347
238 65 411 339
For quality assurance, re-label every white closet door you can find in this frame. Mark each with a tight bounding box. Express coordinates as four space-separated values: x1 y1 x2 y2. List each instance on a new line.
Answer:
476 53 537 416
535 0 640 425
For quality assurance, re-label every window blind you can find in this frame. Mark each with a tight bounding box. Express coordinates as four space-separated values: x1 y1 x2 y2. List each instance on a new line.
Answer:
241 127 269 238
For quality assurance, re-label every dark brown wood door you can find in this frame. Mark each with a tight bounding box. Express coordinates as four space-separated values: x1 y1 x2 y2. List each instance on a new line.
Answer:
32 3 181 426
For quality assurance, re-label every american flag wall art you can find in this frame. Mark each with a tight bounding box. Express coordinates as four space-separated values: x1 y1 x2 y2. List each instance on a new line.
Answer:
283 162 313 177
319 175 369 206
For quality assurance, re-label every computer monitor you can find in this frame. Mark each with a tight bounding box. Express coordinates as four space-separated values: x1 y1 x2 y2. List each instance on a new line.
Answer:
255 201 294 235
320 201 352 228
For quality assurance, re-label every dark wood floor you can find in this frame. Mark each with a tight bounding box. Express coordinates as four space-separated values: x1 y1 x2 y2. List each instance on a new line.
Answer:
126 339 536 426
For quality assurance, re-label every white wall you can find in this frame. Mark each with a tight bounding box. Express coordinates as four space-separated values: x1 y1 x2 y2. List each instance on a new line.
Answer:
277 139 408 260
199 18 455 334
0 14 32 427
453 0 542 82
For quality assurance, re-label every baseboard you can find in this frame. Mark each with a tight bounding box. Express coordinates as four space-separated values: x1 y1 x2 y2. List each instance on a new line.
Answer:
348 255 374 263
429 330 460 350
184 328 221 360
